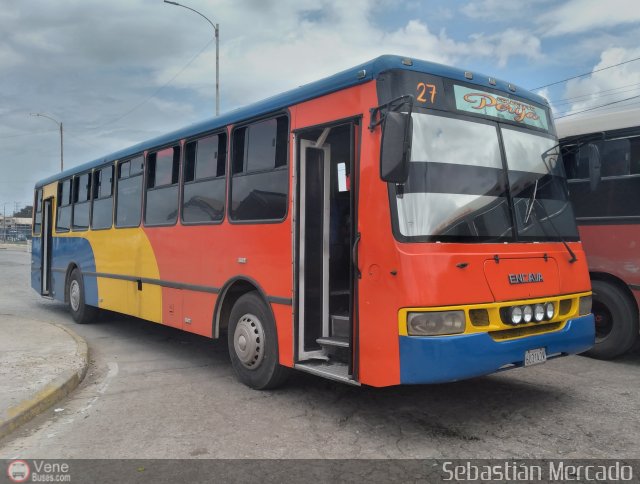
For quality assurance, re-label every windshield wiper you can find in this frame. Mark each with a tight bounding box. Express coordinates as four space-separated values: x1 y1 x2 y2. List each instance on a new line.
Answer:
524 179 538 225
529 198 578 263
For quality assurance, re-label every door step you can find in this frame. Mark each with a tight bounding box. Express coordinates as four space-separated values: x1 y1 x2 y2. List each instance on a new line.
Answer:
295 360 359 385
316 336 349 348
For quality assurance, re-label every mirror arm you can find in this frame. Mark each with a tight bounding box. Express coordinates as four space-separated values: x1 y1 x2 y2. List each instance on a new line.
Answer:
369 95 414 132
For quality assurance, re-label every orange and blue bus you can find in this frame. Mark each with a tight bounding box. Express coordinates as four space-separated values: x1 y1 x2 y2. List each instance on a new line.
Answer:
31 55 594 389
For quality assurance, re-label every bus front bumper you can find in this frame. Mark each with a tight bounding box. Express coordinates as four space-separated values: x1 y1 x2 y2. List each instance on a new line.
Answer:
398 314 595 384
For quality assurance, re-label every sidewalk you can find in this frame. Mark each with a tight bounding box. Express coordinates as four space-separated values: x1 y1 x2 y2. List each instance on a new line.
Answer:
0 316 89 440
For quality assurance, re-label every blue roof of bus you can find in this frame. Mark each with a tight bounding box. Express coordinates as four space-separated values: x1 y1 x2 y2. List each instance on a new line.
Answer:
36 54 547 187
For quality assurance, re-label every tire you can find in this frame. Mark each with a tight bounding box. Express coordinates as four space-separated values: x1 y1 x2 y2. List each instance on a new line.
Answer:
68 268 99 324
227 291 289 389
584 280 639 359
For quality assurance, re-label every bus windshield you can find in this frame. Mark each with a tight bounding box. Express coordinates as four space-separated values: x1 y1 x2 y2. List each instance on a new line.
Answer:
393 111 579 242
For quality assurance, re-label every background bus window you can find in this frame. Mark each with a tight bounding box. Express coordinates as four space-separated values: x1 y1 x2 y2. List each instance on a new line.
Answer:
72 173 91 231
33 188 43 235
91 165 114 230
145 146 180 226
564 138 633 179
230 116 288 221
115 156 144 228
183 133 226 224
56 179 72 232
563 136 640 219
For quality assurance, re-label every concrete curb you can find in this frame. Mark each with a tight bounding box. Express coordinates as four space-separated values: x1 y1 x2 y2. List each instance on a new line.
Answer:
0 323 89 440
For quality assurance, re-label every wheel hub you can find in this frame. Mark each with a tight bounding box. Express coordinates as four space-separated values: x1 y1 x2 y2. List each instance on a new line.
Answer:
233 313 265 369
70 280 80 312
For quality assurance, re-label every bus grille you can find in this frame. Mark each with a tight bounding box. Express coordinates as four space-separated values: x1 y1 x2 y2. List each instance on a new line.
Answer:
489 322 563 341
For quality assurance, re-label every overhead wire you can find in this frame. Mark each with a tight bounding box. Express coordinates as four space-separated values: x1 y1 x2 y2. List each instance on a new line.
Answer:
553 93 640 119
532 55 640 90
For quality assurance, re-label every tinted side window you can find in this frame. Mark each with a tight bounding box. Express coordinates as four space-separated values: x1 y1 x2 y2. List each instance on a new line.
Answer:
564 138 634 180
56 179 72 232
230 116 289 221
183 133 227 224
72 173 91 231
116 156 144 228
564 135 640 219
92 165 114 230
145 146 180 226
33 189 43 235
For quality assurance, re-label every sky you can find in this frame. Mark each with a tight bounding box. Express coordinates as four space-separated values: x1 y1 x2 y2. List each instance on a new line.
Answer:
2 0 640 212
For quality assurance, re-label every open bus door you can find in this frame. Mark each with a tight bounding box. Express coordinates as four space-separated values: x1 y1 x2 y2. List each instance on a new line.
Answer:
295 122 359 385
41 198 53 296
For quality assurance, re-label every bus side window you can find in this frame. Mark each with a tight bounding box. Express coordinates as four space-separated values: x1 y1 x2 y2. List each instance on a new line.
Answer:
33 188 43 236
182 133 227 224
562 145 589 180
230 115 289 221
92 165 114 230
72 173 91 231
56 179 72 232
115 156 144 228
599 138 631 177
145 146 180 226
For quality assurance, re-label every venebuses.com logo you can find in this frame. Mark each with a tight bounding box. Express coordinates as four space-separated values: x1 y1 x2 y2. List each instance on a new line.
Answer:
6 460 30 483
6 460 71 482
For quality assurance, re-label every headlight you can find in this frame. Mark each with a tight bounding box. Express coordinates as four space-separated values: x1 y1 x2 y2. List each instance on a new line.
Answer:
510 306 523 325
545 302 555 320
407 310 465 336
579 296 592 316
534 304 545 322
522 305 533 323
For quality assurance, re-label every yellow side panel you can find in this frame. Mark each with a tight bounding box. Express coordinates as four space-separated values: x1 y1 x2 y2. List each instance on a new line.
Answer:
87 228 162 323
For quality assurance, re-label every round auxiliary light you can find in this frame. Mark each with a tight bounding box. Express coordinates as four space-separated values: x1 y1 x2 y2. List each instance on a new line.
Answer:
534 304 545 322
522 305 533 323
510 306 523 325
545 302 555 320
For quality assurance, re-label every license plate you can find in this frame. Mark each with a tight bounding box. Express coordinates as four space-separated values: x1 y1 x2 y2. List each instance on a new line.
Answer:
524 347 547 367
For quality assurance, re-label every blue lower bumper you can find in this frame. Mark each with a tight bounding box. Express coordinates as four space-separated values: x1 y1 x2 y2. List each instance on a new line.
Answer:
399 314 595 384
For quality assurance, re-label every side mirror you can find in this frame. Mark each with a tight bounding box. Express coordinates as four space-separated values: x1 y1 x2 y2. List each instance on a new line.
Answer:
380 111 412 183
586 143 601 191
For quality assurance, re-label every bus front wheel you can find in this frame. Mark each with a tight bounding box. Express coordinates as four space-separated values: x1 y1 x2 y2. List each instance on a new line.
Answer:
584 280 638 359
68 269 98 324
227 291 289 390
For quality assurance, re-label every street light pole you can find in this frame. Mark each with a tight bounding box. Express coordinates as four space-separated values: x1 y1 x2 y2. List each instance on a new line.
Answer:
163 0 220 116
30 113 64 172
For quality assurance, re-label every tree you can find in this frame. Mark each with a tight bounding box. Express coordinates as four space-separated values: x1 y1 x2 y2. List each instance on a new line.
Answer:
14 205 33 218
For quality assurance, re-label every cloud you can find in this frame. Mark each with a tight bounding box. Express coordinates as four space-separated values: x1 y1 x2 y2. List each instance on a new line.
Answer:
539 0 640 37
554 47 640 117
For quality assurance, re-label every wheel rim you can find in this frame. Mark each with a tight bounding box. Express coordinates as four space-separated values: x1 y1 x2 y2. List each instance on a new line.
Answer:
593 300 613 343
233 313 265 370
69 279 81 312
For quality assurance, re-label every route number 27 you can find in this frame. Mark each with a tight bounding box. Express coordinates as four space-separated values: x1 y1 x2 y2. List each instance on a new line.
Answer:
416 82 437 103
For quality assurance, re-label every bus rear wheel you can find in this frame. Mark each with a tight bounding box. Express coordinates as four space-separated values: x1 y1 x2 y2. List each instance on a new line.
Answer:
68 269 98 324
584 280 638 359
227 291 289 390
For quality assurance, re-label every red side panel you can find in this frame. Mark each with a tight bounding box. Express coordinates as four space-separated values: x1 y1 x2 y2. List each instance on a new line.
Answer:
579 223 640 307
